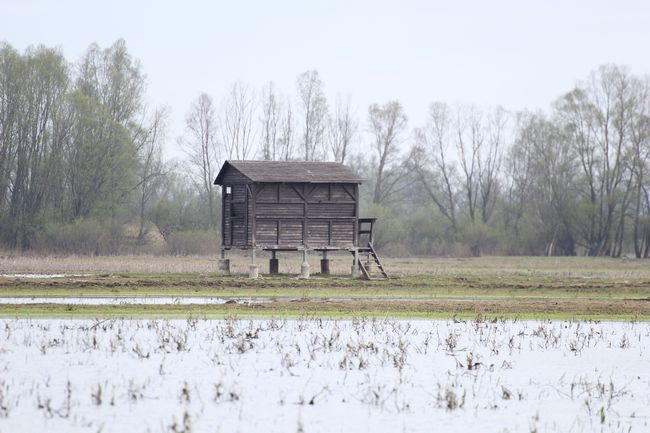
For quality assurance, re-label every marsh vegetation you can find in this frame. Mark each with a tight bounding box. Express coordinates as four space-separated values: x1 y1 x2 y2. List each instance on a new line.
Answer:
0 317 648 432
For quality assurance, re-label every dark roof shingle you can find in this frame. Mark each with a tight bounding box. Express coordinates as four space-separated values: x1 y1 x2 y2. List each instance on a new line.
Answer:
214 160 364 184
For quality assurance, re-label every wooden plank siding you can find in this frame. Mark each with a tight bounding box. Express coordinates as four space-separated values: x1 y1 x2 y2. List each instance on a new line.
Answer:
221 171 250 248
215 162 362 250
250 181 357 249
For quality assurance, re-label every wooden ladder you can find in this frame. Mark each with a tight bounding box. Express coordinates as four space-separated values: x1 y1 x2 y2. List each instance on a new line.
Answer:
356 242 389 280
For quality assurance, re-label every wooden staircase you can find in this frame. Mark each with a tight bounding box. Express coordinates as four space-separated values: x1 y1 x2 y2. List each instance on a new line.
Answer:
352 218 389 280
357 243 389 279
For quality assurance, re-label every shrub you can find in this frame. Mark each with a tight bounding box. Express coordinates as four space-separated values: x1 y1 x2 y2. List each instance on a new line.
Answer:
34 219 108 255
166 229 218 256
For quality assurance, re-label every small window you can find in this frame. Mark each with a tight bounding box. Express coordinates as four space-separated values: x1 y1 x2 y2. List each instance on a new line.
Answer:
225 186 232 195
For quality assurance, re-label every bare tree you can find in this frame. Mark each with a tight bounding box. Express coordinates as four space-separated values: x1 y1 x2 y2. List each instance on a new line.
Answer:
449 106 505 224
221 82 256 160
628 78 650 257
503 112 534 243
367 101 408 204
134 107 168 244
445 105 507 256
454 106 483 224
507 112 577 255
327 94 357 163
179 93 219 228
260 82 280 160
479 107 506 223
556 65 639 256
277 100 295 160
297 70 328 161
0 44 22 221
410 102 458 232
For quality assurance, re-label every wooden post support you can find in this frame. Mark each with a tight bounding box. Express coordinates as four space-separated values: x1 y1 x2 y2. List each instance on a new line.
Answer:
320 250 330 275
269 250 279 274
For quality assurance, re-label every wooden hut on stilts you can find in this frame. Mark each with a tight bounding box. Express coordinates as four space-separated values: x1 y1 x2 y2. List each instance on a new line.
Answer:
213 160 388 279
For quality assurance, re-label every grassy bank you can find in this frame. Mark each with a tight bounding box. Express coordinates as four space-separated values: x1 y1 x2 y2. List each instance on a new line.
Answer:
0 301 648 321
3 254 650 278
1 256 649 319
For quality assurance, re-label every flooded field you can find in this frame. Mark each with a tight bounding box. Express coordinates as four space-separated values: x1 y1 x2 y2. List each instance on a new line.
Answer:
0 318 648 432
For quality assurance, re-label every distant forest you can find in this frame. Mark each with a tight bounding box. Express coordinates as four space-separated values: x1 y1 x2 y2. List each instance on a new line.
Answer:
1 39 650 257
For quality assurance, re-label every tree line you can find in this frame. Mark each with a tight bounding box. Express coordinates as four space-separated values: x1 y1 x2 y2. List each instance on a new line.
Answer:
1 39 649 257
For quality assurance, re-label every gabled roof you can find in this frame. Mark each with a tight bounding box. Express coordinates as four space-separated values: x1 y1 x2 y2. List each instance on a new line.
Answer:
214 160 364 185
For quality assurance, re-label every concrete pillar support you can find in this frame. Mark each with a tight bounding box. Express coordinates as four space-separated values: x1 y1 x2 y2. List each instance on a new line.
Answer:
218 259 231 275
351 249 360 278
217 249 231 275
300 249 310 278
249 248 259 279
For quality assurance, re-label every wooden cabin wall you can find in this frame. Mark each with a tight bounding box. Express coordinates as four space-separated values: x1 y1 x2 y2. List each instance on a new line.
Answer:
222 186 230 245
220 167 252 248
247 185 253 246
252 182 358 249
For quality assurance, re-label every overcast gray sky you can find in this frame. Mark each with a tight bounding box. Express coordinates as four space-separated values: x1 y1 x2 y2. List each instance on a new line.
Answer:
4 0 650 157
